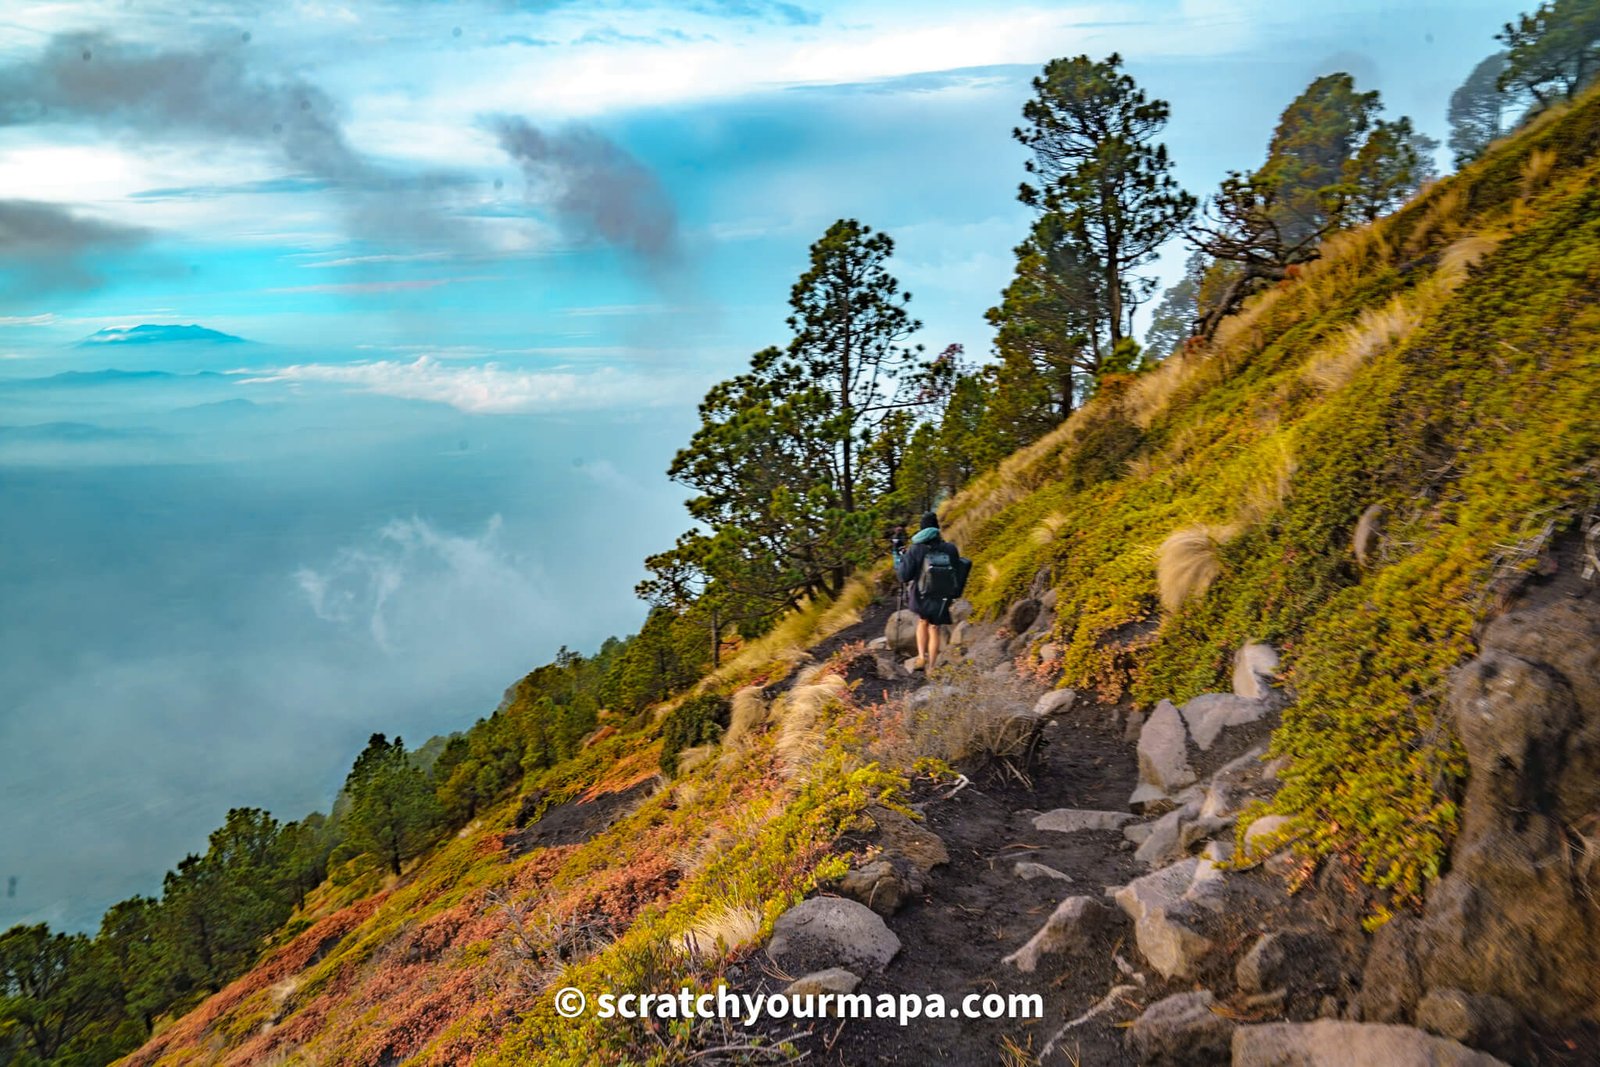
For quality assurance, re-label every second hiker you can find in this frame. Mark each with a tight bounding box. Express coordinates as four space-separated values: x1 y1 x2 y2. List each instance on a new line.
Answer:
895 510 965 672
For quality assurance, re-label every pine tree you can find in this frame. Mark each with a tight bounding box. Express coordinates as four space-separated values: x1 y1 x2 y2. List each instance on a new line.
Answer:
1449 52 1517 166
1013 53 1195 346
1190 73 1436 334
340 735 442 877
1497 0 1600 107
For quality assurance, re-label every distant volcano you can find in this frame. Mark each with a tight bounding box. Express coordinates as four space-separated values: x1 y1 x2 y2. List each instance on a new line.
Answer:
78 324 246 346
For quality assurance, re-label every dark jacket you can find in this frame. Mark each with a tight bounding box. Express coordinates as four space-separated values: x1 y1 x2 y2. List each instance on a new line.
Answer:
896 535 960 625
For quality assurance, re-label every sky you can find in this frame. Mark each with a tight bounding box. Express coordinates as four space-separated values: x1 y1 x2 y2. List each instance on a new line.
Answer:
0 0 1521 933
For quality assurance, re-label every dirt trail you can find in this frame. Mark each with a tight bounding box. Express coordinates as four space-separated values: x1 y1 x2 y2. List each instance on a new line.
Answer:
750 593 1151 1066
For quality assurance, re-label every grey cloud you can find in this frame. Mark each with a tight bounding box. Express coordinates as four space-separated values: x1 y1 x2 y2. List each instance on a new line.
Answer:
488 115 680 265
0 32 473 248
0 200 149 305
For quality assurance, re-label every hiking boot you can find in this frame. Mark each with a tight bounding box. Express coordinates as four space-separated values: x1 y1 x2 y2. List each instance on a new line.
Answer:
906 656 926 672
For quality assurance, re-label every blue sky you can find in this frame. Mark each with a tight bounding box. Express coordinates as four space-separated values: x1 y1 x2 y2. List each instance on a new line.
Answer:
0 0 1526 933
0 0 1519 382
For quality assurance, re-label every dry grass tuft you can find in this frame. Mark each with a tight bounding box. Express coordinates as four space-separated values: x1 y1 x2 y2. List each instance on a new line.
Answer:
680 905 764 960
1127 349 1203 429
1157 524 1240 612
886 666 1041 771
1030 512 1067 546
772 675 848 777
722 686 768 749
1436 232 1503 290
1304 298 1421 392
1521 146 1558 198
1403 184 1467 256
1210 285 1285 357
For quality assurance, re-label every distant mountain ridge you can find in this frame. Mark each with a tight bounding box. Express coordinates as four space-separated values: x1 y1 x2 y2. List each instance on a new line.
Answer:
77 324 246 346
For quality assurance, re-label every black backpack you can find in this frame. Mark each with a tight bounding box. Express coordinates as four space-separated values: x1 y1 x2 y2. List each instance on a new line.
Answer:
918 546 970 600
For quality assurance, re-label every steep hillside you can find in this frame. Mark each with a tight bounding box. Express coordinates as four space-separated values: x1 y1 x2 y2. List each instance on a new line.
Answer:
122 88 1600 1067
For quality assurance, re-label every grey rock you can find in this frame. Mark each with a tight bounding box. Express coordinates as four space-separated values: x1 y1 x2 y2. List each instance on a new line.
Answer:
1115 859 1216 979
1355 914 1423 1024
1039 587 1059 611
1234 641 1281 700
1416 989 1530 1065
1034 688 1078 717
1236 930 1343 996
1124 706 1146 742
1418 599 1600 1025
864 805 949 873
1135 803 1197 868
1178 692 1270 751
1178 814 1235 851
1004 895 1124 973
783 967 860 997
1034 808 1138 834
1232 1020 1510 1066
885 609 920 655
1126 991 1235 1066
1138 700 1198 793
1005 597 1042 634
949 598 973 624
904 684 956 711
767 897 901 975
1014 861 1073 882
1129 780 1174 815
836 858 923 916
1238 814 1293 864
1124 821 1155 846
867 635 888 650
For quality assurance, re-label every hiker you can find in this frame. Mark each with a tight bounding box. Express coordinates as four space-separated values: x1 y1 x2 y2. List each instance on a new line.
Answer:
895 511 964 672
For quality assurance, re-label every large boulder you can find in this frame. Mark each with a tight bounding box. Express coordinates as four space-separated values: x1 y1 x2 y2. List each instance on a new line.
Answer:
1114 859 1216 980
1178 693 1270 751
766 897 901 975
885 609 920 655
1138 700 1198 794
1126 991 1235 1066
1417 599 1600 1025
1003 895 1124 973
1233 641 1281 700
1232 1021 1509 1066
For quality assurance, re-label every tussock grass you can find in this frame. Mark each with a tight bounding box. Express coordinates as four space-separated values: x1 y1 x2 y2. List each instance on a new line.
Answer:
1304 298 1422 392
1521 146 1558 197
773 676 849 777
1157 524 1240 612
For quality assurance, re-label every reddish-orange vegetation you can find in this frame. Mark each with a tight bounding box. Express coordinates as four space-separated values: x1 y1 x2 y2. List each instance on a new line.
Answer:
120 893 389 1067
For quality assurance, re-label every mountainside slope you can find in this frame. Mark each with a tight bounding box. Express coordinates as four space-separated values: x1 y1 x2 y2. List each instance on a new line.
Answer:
122 88 1600 1067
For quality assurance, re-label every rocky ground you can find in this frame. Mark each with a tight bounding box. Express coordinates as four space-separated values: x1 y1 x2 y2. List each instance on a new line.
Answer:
733 537 1600 1066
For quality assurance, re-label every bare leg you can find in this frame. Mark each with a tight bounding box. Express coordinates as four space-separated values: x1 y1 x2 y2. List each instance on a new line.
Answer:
927 622 943 672
914 617 931 669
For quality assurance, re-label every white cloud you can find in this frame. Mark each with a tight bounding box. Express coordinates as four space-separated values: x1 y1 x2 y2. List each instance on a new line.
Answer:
294 514 544 656
241 355 694 413
0 313 55 326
